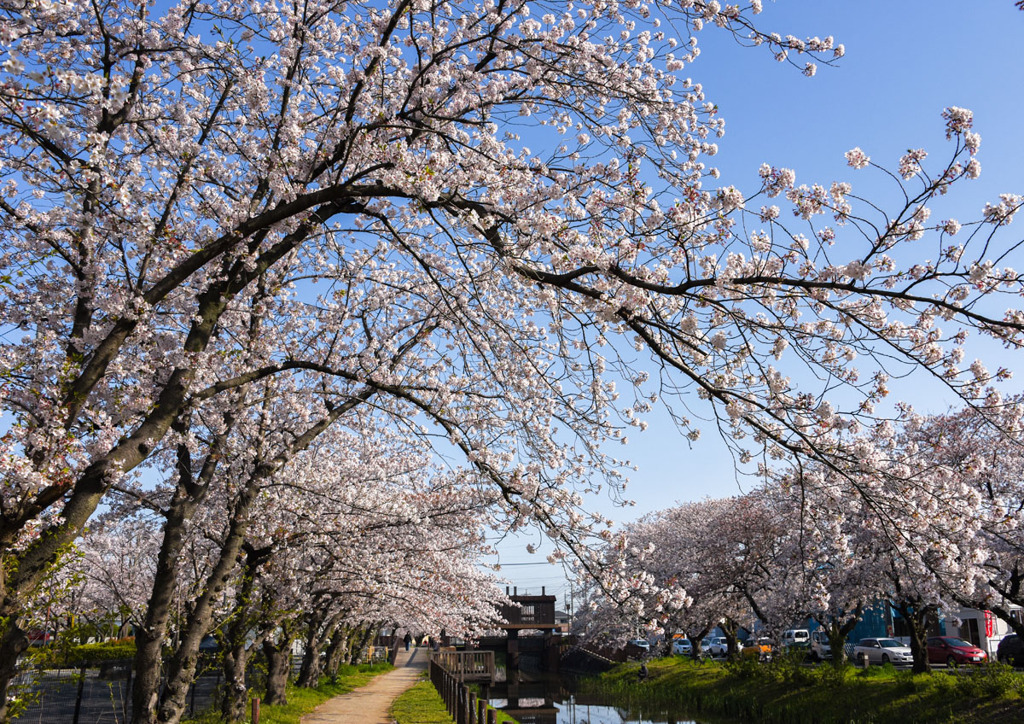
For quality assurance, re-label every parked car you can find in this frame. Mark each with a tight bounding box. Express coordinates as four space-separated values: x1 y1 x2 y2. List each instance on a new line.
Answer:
996 634 1023 666
672 637 693 656
627 638 650 651
810 629 832 661
853 638 913 666
926 636 987 666
741 637 774 662
702 636 729 657
781 629 810 652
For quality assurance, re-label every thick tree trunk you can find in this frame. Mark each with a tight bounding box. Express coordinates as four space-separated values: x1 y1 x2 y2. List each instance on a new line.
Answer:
0 615 29 723
324 627 350 680
893 600 936 674
153 490 259 724
720 618 741 660
817 607 862 668
906 613 933 674
686 625 711 661
218 546 273 723
297 641 322 688
130 410 235 724
296 621 324 688
221 643 251 723
263 638 293 706
297 611 344 688
132 490 200 724
825 621 851 668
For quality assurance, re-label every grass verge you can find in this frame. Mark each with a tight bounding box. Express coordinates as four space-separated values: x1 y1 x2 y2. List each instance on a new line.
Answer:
390 676 519 724
183 662 393 724
582 655 1024 724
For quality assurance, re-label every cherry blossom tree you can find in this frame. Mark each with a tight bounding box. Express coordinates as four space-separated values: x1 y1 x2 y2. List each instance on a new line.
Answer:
886 405 1024 640
67 514 162 639
574 496 779 659
2 0 1024 717
116 413 504 724
627 499 746 658
760 468 888 667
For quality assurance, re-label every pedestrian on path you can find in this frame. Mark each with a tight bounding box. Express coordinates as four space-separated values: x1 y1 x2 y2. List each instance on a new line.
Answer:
403 632 412 651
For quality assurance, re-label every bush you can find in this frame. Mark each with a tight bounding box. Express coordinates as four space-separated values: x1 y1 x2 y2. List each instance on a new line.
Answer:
954 662 1023 699
722 655 761 679
36 638 136 667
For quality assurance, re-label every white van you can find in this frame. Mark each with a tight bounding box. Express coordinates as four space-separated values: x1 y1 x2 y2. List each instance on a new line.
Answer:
810 629 832 660
781 629 810 651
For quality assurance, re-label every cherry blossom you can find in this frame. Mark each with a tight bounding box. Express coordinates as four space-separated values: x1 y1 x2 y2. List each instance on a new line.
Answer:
0 2 1022 718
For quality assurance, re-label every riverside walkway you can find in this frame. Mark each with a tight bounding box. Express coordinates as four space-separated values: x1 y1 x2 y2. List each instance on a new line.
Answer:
300 646 428 724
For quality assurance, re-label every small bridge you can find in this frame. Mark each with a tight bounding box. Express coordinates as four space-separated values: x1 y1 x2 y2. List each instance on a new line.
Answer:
430 650 496 683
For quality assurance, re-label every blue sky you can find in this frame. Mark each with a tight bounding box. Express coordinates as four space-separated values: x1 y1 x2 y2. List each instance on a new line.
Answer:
491 1 1024 603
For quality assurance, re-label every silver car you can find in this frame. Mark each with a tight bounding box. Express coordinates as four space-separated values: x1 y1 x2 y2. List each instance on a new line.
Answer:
702 636 729 657
853 637 913 665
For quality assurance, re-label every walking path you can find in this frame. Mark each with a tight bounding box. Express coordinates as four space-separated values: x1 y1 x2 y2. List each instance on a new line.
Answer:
300 647 429 724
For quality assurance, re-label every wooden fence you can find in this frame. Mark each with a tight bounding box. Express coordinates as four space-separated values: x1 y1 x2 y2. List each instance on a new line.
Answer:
429 650 495 682
428 655 500 724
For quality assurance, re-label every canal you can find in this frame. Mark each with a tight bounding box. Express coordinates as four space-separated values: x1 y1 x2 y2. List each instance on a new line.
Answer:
484 668 738 724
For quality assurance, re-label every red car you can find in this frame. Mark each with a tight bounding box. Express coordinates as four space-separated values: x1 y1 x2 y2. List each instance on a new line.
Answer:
926 636 987 666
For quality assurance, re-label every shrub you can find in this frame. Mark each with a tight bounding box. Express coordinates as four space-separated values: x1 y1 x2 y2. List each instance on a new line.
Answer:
954 662 1022 699
722 655 761 679
34 637 137 668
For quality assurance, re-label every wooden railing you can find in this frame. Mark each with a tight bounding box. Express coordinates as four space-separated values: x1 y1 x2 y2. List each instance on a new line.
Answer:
429 654 501 724
430 650 495 682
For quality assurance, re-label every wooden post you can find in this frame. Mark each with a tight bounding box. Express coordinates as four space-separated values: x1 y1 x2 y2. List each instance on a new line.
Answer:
468 692 477 724
457 684 467 724
487 708 497 724
477 696 487 724
252 696 261 724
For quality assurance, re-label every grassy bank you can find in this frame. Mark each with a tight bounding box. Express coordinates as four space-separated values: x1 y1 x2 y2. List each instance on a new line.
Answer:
183 662 393 724
391 678 519 724
583 655 1024 723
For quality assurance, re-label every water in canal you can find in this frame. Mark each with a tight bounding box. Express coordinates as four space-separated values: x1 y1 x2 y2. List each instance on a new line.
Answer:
484 669 735 724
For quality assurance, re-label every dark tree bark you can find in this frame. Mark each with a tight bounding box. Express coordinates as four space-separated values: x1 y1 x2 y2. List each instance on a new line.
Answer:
815 605 864 668
0 619 29 719
131 410 234 724
219 544 273 723
892 598 937 674
323 626 351 680
688 625 712 661
262 631 295 706
720 618 741 660
297 608 344 688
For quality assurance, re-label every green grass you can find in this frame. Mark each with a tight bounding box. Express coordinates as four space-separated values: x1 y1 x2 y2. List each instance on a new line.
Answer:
390 676 519 724
390 680 455 724
182 662 393 724
582 655 1024 724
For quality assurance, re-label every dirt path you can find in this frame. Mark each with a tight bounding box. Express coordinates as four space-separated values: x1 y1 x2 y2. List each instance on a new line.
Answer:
300 647 429 724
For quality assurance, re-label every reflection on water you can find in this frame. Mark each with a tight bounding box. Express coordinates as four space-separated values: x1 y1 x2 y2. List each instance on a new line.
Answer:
550 695 703 724
485 672 719 724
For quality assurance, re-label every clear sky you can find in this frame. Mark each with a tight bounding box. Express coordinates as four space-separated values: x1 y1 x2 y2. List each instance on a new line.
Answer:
488 0 1024 607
